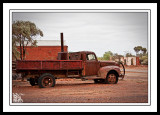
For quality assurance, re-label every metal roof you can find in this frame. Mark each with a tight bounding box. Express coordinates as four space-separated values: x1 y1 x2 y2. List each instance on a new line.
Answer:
16 40 67 46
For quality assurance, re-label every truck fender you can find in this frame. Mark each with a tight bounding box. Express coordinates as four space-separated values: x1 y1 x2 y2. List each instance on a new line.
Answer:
97 66 121 79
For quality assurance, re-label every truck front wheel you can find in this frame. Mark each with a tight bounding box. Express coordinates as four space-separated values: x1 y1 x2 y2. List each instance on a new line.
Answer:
38 73 55 88
105 72 118 84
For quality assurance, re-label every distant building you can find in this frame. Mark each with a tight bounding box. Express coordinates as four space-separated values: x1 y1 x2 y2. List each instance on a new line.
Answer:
115 56 140 66
16 40 68 60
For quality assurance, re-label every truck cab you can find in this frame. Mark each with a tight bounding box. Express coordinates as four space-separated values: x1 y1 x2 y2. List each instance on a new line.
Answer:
69 51 100 76
69 51 125 83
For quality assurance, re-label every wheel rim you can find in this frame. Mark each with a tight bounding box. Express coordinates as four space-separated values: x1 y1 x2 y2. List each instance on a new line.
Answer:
108 74 116 84
42 76 53 87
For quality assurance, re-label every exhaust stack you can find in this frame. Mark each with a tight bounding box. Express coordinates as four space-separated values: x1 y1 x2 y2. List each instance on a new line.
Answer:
58 33 68 60
60 33 64 52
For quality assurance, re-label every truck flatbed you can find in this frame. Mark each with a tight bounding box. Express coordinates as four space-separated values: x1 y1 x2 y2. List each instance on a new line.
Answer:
16 60 83 71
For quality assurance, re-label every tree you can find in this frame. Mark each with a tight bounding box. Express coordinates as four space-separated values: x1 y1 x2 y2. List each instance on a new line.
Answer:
134 46 142 56
133 46 148 65
140 52 148 65
12 21 43 60
141 48 147 55
103 51 113 60
12 37 20 60
125 53 135 57
97 57 103 60
112 53 123 62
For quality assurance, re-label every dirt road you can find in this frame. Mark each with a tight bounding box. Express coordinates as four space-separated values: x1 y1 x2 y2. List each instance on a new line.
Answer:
12 66 148 103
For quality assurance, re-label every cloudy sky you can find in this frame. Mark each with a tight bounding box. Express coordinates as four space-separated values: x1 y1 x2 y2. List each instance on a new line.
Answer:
12 11 148 57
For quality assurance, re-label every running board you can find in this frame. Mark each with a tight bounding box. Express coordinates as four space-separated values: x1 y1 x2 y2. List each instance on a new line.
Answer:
81 76 105 81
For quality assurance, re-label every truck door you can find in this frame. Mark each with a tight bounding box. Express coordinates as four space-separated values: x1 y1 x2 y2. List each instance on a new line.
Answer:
85 53 100 76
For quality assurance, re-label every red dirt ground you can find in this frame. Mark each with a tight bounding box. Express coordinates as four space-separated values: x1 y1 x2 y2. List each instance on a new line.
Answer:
12 66 148 103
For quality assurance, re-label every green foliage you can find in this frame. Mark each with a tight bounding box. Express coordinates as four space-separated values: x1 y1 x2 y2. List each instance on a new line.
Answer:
134 46 142 56
12 21 43 60
134 46 147 56
103 51 113 60
97 57 103 61
141 48 147 55
112 53 123 61
133 46 148 65
140 54 148 65
103 53 110 60
98 51 124 61
12 38 20 60
98 46 148 65
125 53 135 57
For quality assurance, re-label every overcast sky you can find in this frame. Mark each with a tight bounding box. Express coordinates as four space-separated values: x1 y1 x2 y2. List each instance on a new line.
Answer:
12 12 148 57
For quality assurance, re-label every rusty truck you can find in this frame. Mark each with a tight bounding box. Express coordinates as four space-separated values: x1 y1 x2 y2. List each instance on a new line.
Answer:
15 33 125 88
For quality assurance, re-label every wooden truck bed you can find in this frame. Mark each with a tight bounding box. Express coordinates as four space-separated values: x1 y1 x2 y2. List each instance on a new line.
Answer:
16 60 83 71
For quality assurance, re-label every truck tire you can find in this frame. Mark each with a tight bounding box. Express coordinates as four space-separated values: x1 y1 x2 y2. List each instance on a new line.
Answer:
38 73 55 88
29 78 36 86
105 72 118 84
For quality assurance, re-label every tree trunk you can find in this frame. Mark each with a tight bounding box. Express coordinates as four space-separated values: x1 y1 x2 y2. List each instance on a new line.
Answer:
20 39 22 60
23 40 25 60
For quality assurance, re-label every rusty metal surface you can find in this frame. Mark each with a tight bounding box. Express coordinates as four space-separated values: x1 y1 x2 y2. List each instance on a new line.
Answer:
16 51 122 80
69 51 95 61
97 66 121 79
69 51 121 77
99 61 118 67
16 60 83 71
70 51 100 76
58 52 69 60
84 61 100 76
69 52 81 60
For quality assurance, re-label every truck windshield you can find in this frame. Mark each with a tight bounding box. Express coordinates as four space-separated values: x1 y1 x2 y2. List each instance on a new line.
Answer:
87 54 96 60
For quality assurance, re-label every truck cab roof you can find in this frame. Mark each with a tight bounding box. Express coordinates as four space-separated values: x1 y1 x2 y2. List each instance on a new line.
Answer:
69 51 95 54
69 51 97 61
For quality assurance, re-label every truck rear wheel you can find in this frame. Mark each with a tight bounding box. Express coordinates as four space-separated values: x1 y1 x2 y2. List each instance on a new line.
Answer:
38 73 55 88
29 77 38 86
105 72 118 84
29 78 36 86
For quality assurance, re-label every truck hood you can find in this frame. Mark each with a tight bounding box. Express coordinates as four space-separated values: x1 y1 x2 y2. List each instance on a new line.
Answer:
99 61 119 67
